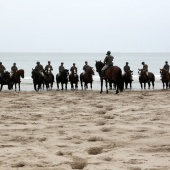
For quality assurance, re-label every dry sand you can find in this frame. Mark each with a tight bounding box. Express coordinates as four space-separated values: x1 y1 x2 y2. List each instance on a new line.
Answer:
0 90 170 170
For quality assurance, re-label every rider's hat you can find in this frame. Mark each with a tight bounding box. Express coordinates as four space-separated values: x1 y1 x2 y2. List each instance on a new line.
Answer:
0 62 2 64
61 62 64 64
165 61 168 63
106 51 111 55
73 63 75 65
37 61 40 64
126 62 129 64
13 63 16 65
48 61 51 63
85 61 88 63
141 62 145 64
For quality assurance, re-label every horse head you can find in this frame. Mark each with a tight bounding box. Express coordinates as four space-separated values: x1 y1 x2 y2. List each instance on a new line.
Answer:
95 61 104 72
87 67 95 75
18 69 24 78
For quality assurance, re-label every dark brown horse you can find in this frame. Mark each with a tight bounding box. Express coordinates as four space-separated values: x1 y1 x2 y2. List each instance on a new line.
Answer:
160 68 170 89
32 69 44 91
10 69 24 91
123 71 133 89
56 69 69 90
138 69 155 89
43 68 54 90
80 67 94 90
0 71 12 91
95 61 124 94
69 68 79 90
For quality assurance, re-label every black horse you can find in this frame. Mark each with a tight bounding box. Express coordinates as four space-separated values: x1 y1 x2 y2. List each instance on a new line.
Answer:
95 61 124 94
138 69 155 89
31 69 44 91
80 67 94 90
56 69 69 90
43 68 54 90
0 72 13 91
69 68 79 90
123 71 133 89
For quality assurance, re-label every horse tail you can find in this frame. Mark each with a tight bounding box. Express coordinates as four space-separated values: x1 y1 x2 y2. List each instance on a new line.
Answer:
117 68 124 92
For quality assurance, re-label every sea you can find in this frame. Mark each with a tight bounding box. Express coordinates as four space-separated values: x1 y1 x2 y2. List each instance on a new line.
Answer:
0 52 169 91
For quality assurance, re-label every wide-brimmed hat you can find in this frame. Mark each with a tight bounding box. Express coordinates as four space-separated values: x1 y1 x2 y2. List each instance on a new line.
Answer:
106 51 111 55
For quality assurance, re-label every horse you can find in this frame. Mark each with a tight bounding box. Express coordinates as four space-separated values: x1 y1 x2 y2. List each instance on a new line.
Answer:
123 71 133 89
160 68 170 89
69 69 79 90
10 69 24 91
0 71 12 91
43 68 54 90
80 67 94 90
138 69 155 89
95 61 124 94
56 69 69 90
31 69 44 91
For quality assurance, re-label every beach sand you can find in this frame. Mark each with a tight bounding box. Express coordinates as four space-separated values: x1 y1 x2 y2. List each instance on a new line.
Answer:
0 90 170 170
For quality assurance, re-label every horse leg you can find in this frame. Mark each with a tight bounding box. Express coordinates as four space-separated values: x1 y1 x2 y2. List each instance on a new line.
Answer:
65 83 67 90
148 81 150 89
152 81 154 89
90 82 92 90
100 78 103 93
14 83 17 91
105 80 108 93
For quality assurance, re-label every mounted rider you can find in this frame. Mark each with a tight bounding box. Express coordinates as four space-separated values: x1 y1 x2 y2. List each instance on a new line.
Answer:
45 61 54 82
123 62 133 81
0 62 6 77
10 63 18 79
163 61 169 72
70 63 77 75
35 61 44 77
160 61 170 80
58 62 65 77
101 51 114 78
139 62 148 78
83 61 90 75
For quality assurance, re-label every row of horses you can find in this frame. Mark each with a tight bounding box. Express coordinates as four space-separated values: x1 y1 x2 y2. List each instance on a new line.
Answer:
0 61 170 93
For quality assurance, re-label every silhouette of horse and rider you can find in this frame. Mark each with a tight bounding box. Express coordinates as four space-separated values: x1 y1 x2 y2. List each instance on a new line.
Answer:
80 66 94 90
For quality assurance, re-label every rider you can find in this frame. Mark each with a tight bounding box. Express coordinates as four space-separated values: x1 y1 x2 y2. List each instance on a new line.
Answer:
10 63 18 79
83 61 90 75
161 61 170 80
35 61 44 77
0 62 6 77
163 61 169 72
139 62 148 78
45 61 54 82
70 63 77 75
101 51 114 78
58 62 65 77
123 62 133 81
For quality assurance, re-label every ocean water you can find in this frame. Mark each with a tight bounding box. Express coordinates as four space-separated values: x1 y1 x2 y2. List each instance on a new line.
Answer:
0 52 169 91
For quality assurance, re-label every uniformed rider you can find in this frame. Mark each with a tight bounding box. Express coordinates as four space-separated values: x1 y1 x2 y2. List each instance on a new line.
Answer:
101 51 114 78
0 62 6 77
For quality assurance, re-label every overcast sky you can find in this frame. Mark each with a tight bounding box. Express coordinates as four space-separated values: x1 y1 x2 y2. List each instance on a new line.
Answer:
0 0 170 53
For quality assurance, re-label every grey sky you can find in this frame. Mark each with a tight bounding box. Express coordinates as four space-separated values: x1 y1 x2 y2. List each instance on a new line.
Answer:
0 0 170 53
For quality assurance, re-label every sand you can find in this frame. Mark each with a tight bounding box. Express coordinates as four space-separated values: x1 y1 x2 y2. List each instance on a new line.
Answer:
0 90 170 170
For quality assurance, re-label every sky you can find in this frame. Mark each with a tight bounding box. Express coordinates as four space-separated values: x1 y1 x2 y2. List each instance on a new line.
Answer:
0 0 170 53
